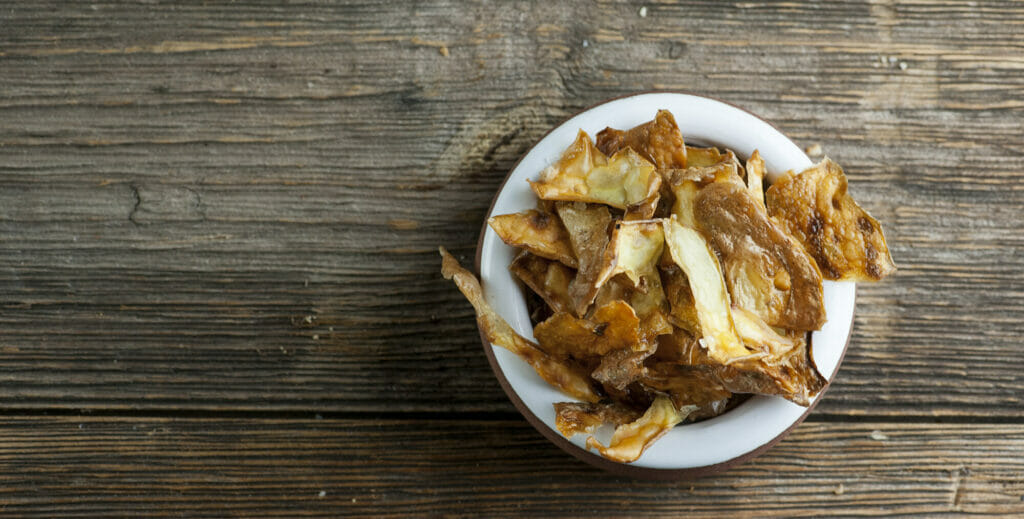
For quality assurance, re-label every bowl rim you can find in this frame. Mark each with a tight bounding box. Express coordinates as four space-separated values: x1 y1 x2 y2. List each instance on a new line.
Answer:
472 90 855 480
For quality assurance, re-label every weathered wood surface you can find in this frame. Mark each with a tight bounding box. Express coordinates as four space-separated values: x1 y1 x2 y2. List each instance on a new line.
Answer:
0 0 1022 516
0 417 1020 517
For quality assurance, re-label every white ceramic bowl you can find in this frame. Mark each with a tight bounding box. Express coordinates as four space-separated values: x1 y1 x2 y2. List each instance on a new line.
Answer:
474 92 855 478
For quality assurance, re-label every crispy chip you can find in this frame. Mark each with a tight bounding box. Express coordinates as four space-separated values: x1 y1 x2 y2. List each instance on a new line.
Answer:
662 219 751 363
533 300 641 359
731 306 796 356
489 210 577 268
596 110 688 169
694 180 826 330
685 145 724 168
586 396 696 463
639 361 731 420
766 158 896 281
660 264 701 336
509 252 574 314
592 347 654 391
667 161 744 227
745 149 766 210
595 220 665 287
530 131 661 211
553 401 642 437
439 247 600 403
662 327 823 406
556 202 613 316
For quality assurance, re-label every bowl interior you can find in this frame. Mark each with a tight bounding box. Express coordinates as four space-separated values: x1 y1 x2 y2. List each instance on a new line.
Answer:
478 92 855 470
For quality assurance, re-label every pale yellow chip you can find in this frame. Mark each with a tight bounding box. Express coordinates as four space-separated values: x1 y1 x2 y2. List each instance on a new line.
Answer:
595 220 665 288
529 131 660 210
745 149 766 210
662 219 751 363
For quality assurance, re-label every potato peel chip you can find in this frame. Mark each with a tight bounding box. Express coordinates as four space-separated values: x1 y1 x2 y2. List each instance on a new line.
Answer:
489 210 577 268
586 396 696 463
694 180 826 331
509 252 574 315
745 149 766 210
439 247 600 403
662 219 751 363
533 300 641 359
595 220 665 288
766 158 896 281
592 347 654 391
553 401 642 437
596 109 688 169
557 202 614 316
639 361 732 420
662 327 823 406
530 131 660 211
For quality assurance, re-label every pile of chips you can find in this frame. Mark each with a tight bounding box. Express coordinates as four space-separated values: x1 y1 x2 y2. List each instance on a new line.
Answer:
441 110 895 463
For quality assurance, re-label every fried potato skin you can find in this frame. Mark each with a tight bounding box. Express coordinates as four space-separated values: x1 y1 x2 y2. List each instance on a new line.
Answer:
596 109 688 169
766 158 896 281
489 210 577 268
556 202 614 317
509 252 574 314
554 401 641 437
439 247 601 403
586 396 695 463
694 180 826 331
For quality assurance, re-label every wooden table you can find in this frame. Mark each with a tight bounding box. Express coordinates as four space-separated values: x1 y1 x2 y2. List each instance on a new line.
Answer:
2 1 1022 516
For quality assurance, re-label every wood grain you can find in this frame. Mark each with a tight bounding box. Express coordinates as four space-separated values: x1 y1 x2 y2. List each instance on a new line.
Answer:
0 1 1020 418
0 416 1019 517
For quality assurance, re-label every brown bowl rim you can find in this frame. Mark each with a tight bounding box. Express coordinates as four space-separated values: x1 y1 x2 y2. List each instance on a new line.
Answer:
472 90 855 480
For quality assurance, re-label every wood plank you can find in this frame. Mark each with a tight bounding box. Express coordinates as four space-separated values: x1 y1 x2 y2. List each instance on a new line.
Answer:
0 416 1019 517
0 1 1021 416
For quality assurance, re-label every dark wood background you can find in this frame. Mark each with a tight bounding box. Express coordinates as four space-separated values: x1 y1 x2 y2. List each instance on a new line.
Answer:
1 1 1022 516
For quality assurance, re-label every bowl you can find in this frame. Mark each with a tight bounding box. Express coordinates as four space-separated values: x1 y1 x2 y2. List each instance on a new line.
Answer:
474 92 855 479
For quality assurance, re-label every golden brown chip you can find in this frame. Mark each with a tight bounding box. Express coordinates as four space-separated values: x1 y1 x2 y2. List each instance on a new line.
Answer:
659 264 700 336
489 210 577 268
592 347 654 391
556 202 613 316
592 273 671 334
694 180 827 331
662 219 751 363
745 149 766 210
439 247 600 403
586 396 695 463
666 161 744 227
533 300 641 359
596 110 688 169
766 158 896 281
639 361 732 420
529 131 660 211
553 401 642 437
661 327 824 406
685 145 724 168
509 252 574 314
